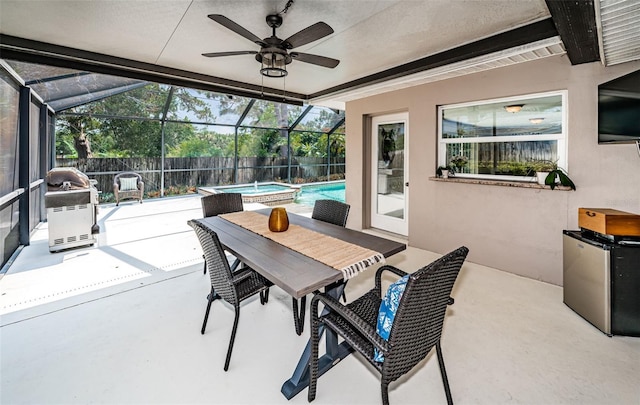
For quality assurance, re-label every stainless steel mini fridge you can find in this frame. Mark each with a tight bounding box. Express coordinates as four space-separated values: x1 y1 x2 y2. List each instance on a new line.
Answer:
563 230 640 337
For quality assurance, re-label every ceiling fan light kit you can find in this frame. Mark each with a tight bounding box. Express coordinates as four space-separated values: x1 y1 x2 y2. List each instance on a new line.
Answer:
255 19 292 78
260 54 289 77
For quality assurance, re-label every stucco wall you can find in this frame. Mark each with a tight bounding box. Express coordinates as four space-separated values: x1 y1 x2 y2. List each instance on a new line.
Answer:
345 55 640 285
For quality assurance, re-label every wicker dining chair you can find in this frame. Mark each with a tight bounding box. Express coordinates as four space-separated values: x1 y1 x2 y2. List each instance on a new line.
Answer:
290 199 352 336
308 246 469 405
311 199 350 227
201 192 244 218
201 193 244 274
188 219 272 371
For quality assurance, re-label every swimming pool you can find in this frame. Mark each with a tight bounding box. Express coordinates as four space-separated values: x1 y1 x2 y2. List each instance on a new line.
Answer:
199 181 346 206
200 182 297 204
295 181 346 206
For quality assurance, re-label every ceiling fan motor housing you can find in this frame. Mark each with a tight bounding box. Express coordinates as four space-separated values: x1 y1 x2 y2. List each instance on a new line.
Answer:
266 14 283 29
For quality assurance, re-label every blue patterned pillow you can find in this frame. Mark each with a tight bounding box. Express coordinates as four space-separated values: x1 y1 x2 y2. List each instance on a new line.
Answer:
374 274 409 362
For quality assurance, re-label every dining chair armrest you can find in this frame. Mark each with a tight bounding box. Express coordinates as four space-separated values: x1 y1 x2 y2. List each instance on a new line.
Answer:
375 265 409 293
230 266 256 284
311 292 389 353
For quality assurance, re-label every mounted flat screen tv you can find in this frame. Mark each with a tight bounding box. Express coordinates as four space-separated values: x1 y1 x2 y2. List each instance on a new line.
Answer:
598 69 640 144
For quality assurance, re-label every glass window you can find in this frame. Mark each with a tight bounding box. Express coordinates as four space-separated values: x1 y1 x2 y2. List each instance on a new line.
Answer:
438 91 567 181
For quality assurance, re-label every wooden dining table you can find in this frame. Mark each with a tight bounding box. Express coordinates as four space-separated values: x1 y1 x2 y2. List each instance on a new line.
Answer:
198 208 406 399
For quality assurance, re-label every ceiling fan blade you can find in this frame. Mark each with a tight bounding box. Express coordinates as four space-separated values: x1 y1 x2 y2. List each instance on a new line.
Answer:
202 51 258 58
283 22 334 49
207 14 266 46
290 52 340 68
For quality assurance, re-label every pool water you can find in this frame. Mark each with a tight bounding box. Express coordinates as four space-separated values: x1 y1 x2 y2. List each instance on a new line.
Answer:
295 182 346 206
212 181 346 207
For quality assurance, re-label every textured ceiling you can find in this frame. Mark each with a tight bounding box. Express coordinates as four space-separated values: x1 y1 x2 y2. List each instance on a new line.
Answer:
0 0 635 108
0 1 550 103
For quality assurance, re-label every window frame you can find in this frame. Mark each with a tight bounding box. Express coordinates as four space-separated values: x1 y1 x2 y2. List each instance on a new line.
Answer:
437 90 568 182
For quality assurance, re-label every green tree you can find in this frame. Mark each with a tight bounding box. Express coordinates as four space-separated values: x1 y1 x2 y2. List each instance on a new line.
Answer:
56 84 213 157
168 128 234 157
56 85 344 162
169 138 220 157
291 131 323 156
291 131 345 158
55 114 100 158
216 98 291 157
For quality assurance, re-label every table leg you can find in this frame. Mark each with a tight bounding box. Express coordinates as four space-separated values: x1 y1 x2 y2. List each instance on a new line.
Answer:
281 282 354 400
292 296 306 336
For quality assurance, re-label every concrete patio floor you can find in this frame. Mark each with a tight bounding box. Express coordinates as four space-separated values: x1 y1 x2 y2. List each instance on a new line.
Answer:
1 194 639 404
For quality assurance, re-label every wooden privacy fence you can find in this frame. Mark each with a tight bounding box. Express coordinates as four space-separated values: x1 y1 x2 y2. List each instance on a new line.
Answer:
475 141 557 163
55 156 346 194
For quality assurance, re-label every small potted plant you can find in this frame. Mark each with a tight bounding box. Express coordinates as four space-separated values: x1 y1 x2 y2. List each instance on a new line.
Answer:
528 160 576 190
529 160 557 185
436 165 453 179
545 167 576 190
450 155 468 174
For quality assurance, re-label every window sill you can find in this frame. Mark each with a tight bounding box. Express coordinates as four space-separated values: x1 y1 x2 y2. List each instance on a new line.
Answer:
428 176 574 191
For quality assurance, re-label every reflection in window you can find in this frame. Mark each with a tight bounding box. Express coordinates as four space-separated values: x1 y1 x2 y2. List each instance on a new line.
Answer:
438 92 566 181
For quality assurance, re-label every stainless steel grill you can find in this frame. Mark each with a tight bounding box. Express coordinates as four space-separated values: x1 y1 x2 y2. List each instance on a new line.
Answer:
44 168 99 252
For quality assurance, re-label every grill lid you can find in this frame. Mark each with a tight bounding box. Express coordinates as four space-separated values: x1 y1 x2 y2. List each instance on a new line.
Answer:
46 167 90 191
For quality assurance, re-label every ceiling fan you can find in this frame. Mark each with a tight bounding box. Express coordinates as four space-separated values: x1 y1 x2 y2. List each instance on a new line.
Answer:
202 13 340 78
